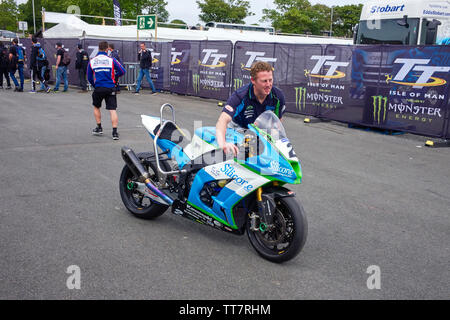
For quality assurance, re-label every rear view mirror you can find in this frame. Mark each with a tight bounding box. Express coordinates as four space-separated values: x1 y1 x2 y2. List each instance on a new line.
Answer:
425 19 442 44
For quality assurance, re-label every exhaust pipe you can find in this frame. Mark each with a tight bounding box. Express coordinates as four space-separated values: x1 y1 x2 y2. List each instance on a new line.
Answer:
121 146 174 205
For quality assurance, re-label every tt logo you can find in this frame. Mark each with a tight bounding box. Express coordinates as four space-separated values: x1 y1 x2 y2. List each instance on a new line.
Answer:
386 58 450 89
241 51 277 70
171 48 183 65
199 49 227 68
149 49 161 64
305 55 349 80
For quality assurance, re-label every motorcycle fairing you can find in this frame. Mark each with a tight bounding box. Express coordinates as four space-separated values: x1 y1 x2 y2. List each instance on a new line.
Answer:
187 160 269 229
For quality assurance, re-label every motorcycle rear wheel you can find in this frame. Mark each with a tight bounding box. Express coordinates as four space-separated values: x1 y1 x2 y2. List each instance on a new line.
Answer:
246 196 307 263
119 152 169 219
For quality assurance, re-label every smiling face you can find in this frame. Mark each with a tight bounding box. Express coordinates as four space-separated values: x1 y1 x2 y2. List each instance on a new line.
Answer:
251 70 273 97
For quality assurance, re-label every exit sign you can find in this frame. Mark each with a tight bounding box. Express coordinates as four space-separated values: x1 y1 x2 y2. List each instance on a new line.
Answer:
137 15 156 30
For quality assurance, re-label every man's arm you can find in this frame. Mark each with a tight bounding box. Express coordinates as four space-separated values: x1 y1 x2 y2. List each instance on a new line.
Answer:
216 110 239 156
55 53 61 69
87 63 94 87
113 58 125 77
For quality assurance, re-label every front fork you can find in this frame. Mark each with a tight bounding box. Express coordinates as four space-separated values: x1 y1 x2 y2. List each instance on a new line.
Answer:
250 185 278 232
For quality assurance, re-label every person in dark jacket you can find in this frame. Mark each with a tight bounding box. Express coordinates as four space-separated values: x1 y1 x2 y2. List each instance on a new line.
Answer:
0 43 11 89
108 43 122 93
29 37 50 93
9 38 25 92
134 42 156 95
75 43 89 92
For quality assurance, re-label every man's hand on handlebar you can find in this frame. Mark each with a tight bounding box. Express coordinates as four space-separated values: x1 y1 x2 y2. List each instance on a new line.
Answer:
222 142 239 156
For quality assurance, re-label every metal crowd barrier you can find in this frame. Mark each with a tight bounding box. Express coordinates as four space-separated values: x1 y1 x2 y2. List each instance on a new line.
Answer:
121 62 139 91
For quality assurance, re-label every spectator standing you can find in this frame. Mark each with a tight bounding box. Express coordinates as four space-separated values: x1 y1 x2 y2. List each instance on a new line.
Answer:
54 42 69 92
75 43 89 92
29 37 50 93
9 38 25 92
0 43 11 89
134 42 157 95
87 41 125 140
108 43 123 93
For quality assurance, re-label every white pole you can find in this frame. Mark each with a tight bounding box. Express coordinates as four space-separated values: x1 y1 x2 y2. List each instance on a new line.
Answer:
32 0 36 34
330 6 334 37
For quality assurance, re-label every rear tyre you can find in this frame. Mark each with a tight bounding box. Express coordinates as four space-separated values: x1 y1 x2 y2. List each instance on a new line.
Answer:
119 152 169 219
246 196 307 263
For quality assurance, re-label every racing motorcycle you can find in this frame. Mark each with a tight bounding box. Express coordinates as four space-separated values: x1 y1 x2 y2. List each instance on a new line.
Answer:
119 104 307 263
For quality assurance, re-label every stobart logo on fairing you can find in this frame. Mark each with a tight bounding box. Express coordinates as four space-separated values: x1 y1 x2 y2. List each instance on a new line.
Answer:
221 164 253 191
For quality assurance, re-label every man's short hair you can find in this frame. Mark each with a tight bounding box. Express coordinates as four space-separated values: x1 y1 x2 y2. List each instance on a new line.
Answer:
56 42 62 47
99 41 109 51
12 38 18 44
108 43 115 50
31 37 37 44
250 61 273 80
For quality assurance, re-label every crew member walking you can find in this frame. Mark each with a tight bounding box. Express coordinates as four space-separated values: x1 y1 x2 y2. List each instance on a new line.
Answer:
87 41 125 140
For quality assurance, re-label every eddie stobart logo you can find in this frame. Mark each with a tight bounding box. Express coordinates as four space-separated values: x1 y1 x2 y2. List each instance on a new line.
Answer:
221 163 253 192
199 49 227 68
304 55 349 80
241 51 277 71
370 4 405 14
385 58 450 89
372 95 388 125
294 87 307 110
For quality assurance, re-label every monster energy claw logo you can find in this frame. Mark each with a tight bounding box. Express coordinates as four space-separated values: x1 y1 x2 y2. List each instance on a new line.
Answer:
234 78 243 91
295 87 307 110
193 74 200 94
372 96 388 124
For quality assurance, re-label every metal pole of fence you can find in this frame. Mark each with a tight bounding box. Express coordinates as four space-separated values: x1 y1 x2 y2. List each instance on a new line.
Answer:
32 0 36 34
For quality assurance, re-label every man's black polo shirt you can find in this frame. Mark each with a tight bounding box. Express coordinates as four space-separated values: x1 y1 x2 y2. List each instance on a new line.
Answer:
222 83 286 128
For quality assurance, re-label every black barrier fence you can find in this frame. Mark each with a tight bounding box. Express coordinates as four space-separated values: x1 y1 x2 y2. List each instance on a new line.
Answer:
12 38 450 139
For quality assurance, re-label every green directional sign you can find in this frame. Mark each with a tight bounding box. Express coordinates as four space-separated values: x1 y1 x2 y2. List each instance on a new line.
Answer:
137 15 156 30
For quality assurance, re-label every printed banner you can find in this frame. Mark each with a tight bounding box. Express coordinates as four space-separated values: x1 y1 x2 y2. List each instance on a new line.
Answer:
170 40 191 95
190 40 233 101
16 38 450 138
351 45 450 137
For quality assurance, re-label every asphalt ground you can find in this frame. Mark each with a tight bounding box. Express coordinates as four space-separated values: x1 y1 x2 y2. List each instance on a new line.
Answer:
0 85 449 300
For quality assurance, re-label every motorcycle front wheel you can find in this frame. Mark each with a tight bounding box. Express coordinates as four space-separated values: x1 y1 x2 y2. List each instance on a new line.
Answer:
119 152 169 219
246 196 307 263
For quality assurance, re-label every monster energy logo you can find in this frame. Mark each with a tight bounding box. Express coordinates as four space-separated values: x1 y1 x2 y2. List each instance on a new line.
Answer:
372 95 388 124
193 74 200 94
295 87 307 110
234 78 243 91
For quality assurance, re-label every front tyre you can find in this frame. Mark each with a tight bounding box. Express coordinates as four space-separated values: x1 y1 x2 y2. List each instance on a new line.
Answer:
119 152 169 219
246 196 307 263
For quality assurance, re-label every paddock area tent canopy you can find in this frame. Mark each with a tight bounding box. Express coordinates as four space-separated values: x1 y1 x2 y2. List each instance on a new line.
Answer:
43 12 352 45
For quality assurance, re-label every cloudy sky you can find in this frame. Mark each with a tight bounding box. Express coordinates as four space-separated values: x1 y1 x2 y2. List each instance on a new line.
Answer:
167 0 364 26
16 0 365 26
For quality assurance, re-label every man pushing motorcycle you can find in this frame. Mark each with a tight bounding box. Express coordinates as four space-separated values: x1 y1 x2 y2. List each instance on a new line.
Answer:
216 61 286 155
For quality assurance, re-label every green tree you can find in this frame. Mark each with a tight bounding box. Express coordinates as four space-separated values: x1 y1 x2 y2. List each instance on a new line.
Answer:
17 0 170 33
197 0 254 24
262 0 315 34
262 0 362 37
0 0 19 31
332 4 363 37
